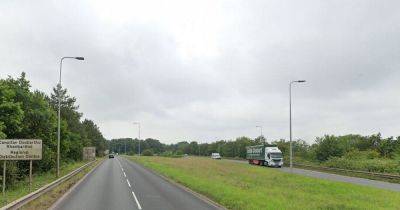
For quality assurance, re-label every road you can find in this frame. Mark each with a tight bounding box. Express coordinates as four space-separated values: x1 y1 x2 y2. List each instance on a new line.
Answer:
53 157 221 210
224 159 400 192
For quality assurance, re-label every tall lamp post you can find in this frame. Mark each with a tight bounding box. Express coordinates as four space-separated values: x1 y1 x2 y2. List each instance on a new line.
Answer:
289 80 306 172
256 125 264 145
57 56 84 177
133 122 141 156
256 125 263 136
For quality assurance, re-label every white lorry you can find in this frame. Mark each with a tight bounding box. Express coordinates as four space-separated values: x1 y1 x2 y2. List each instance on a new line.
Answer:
246 145 283 167
211 153 221 159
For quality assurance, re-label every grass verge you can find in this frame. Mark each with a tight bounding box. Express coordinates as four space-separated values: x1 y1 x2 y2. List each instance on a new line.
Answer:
1 159 103 208
19 158 103 210
225 156 400 183
1 160 90 207
128 156 400 210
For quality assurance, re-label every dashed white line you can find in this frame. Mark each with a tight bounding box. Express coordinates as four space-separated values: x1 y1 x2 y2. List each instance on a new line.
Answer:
131 191 142 210
116 158 142 210
117 159 123 169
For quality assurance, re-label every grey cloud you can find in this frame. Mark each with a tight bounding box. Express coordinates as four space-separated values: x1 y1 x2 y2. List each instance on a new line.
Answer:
1 0 400 143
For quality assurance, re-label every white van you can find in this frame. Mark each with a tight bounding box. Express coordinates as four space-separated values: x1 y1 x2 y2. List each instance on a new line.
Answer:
211 153 221 159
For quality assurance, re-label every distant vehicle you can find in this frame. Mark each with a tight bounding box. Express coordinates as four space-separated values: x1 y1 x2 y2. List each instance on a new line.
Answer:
109 154 114 158
116 153 119 155
211 153 221 159
246 145 283 167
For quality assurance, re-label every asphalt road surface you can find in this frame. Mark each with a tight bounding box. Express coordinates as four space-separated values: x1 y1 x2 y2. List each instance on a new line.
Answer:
225 159 400 192
53 157 221 210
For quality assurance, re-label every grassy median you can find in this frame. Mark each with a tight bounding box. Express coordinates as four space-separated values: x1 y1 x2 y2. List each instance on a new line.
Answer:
128 156 400 210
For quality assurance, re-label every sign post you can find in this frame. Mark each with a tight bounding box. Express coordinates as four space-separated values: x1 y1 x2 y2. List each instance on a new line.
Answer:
29 160 32 192
2 161 5 199
0 139 42 199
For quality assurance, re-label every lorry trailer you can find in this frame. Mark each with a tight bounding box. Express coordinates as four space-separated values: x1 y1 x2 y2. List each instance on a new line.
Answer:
246 145 283 167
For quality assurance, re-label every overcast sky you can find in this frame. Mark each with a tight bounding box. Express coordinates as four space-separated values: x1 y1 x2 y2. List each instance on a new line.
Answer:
1 0 400 144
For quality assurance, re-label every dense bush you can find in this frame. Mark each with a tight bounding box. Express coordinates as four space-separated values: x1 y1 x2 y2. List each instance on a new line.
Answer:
323 156 400 173
160 151 183 158
342 149 380 160
142 149 154 156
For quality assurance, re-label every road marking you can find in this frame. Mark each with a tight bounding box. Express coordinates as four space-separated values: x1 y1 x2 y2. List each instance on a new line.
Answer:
117 159 123 168
131 191 142 210
117 158 125 173
117 157 142 209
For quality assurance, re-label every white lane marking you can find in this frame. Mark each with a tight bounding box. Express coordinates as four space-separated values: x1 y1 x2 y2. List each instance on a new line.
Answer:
131 191 142 210
117 158 142 209
117 158 123 168
117 159 125 173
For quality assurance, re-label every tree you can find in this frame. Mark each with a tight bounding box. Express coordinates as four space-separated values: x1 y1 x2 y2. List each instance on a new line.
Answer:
0 72 108 188
314 135 344 161
0 78 24 137
82 119 107 156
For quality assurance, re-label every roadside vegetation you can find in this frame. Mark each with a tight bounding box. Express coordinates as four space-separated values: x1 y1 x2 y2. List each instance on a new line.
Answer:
1 160 87 206
20 158 103 210
129 156 400 210
0 73 107 194
112 133 400 174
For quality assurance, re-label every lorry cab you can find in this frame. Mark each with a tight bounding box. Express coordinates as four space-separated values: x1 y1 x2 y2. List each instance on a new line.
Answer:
265 147 283 167
211 153 221 159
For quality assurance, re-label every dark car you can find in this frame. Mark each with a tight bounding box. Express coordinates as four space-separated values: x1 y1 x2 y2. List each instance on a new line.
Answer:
109 154 114 158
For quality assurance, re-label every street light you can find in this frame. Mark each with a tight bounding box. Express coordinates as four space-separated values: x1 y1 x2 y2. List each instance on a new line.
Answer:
289 80 306 172
57 56 84 177
256 125 263 137
256 125 264 145
133 122 141 156
198 140 201 156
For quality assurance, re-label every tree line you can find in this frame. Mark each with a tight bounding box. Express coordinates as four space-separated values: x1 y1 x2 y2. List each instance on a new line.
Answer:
0 73 107 187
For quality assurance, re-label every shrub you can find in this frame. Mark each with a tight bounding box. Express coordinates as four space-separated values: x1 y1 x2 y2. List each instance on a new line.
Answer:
160 151 183 158
343 149 380 160
323 156 400 173
314 135 345 161
142 149 153 156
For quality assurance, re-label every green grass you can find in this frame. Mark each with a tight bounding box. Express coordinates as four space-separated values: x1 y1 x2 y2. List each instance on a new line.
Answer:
1 160 89 207
20 158 103 210
128 156 400 210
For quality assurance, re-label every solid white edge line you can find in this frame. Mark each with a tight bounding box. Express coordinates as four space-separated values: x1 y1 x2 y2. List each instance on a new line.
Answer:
126 179 131 188
124 171 127 177
131 191 142 210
